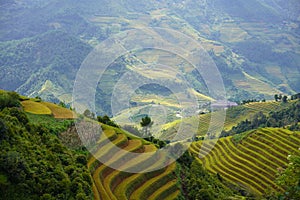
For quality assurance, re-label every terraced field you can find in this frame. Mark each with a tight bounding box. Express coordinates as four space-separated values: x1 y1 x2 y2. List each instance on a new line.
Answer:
161 101 282 139
21 99 76 119
189 128 300 196
88 127 180 200
41 102 76 119
21 100 52 115
241 101 281 113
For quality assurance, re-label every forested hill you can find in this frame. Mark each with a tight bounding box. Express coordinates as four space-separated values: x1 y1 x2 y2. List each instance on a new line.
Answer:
0 31 92 102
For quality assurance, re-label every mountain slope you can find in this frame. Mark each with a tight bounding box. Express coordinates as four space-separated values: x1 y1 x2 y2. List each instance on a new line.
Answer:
0 31 92 102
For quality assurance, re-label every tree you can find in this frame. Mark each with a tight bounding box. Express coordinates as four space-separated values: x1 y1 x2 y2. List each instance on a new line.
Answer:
274 94 279 102
197 188 215 200
140 116 152 127
276 154 300 199
0 118 8 141
278 94 282 101
35 96 42 102
58 101 67 108
83 109 94 119
282 95 288 103
97 115 110 124
0 91 20 110
291 93 300 100
140 116 153 137
3 107 29 125
97 115 119 128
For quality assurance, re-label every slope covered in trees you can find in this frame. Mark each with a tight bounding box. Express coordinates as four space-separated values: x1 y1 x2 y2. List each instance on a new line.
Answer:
0 90 93 199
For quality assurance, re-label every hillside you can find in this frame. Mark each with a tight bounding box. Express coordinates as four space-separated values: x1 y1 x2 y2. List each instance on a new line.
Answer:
1 90 300 199
0 31 92 102
0 90 184 199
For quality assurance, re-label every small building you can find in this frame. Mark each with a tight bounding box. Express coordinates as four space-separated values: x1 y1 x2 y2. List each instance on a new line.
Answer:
211 100 238 110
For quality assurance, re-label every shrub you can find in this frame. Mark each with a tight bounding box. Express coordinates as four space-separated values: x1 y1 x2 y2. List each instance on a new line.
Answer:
41 194 54 200
0 91 20 110
2 107 29 125
76 155 87 165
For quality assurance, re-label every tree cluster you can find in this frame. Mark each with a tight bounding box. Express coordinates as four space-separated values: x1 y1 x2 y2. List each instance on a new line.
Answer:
274 94 288 103
0 91 20 110
97 115 119 128
275 153 300 200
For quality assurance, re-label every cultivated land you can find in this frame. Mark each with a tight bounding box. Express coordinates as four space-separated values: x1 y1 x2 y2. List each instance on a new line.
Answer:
21 99 76 119
190 128 300 196
88 126 180 200
160 101 284 139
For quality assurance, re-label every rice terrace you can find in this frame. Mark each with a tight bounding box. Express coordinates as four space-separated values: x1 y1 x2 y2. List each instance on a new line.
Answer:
0 0 300 200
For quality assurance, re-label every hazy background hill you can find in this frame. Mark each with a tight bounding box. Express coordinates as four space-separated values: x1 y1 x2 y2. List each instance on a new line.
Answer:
0 0 299 116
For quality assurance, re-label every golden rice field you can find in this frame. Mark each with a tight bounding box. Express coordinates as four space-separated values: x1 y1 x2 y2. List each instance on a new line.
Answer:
88 127 180 200
21 100 52 115
41 102 76 119
21 100 76 119
189 128 300 196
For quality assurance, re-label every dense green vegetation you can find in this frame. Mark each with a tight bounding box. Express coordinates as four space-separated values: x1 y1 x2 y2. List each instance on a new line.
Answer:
0 90 20 110
97 115 119 128
26 113 74 135
0 91 93 199
275 153 300 200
